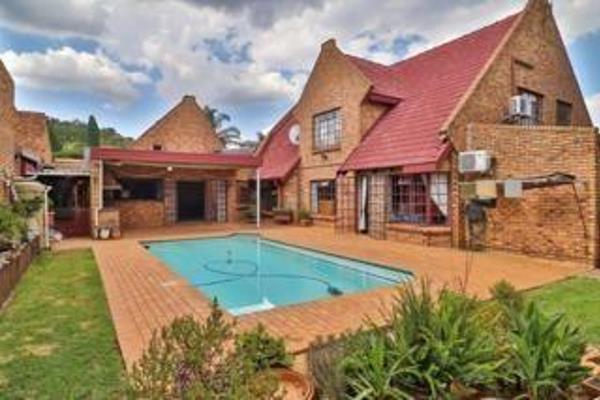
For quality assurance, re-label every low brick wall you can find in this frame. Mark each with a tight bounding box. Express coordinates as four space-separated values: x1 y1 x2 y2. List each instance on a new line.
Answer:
386 224 452 247
467 123 599 264
0 236 41 307
115 200 165 229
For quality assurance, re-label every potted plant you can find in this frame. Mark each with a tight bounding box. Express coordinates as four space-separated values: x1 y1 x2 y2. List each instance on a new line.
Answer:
273 208 293 224
236 324 314 399
298 209 312 227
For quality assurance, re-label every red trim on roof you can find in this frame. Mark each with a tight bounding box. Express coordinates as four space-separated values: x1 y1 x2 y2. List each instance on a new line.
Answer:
90 147 259 168
257 111 301 181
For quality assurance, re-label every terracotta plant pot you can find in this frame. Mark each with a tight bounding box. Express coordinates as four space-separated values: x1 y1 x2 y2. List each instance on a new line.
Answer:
275 368 314 400
299 219 313 227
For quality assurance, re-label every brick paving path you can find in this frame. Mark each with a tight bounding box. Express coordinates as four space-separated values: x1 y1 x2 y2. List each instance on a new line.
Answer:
75 223 588 368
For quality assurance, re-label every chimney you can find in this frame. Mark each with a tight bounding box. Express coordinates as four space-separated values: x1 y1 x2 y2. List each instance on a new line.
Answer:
321 38 337 51
182 94 196 103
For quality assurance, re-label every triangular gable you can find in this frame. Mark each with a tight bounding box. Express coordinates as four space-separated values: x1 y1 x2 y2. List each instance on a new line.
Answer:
130 95 223 153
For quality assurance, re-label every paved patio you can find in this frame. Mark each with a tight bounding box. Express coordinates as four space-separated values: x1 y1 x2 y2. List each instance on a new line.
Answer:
57 223 590 368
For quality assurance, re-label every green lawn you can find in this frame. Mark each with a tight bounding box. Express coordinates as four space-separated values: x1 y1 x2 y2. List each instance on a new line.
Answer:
528 276 600 345
0 249 126 399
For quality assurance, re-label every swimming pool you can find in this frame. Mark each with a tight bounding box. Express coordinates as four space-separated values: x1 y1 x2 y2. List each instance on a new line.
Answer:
145 234 412 315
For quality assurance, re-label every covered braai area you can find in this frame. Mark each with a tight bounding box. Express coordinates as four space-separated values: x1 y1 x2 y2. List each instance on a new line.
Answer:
89 148 259 238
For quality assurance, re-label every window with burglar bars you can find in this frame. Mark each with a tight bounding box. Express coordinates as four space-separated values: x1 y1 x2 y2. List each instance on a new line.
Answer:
313 109 341 151
311 180 336 216
389 173 449 225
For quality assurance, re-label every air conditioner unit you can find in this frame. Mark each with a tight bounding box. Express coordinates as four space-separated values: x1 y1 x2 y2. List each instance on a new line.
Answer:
510 95 535 118
458 150 491 174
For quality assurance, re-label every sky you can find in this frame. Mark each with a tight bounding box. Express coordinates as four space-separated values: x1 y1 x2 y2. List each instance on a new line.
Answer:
0 0 599 140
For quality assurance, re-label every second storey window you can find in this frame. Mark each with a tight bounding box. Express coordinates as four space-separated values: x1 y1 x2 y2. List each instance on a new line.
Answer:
313 109 341 151
311 180 336 216
556 100 573 126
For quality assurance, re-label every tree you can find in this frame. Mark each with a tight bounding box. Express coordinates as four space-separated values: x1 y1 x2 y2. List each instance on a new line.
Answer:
203 105 242 147
87 115 100 147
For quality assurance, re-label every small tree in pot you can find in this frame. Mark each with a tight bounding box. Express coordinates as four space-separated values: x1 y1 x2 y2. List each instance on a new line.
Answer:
298 209 312 227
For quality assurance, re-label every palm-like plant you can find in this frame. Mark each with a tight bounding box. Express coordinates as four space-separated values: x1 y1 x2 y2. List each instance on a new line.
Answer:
203 105 242 147
505 302 588 399
343 329 413 400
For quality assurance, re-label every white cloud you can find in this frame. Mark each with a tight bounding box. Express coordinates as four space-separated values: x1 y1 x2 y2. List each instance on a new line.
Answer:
1 0 599 116
0 0 109 37
0 47 150 106
586 93 600 127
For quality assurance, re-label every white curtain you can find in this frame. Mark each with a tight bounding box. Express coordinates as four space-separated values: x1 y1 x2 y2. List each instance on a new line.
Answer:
359 176 368 231
429 173 448 217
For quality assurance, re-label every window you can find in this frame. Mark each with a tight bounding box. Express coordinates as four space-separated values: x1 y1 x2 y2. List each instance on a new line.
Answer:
313 109 341 151
518 88 543 124
120 179 163 200
556 100 573 126
389 173 449 225
311 180 336 216
153 144 163 151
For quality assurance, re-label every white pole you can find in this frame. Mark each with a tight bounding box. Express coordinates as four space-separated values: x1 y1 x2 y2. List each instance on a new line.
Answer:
256 169 261 229
43 187 50 248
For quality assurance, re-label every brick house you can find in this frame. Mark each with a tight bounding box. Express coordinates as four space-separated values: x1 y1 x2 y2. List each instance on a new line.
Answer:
90 95 259 236
257 0 599 265
0 59 52 201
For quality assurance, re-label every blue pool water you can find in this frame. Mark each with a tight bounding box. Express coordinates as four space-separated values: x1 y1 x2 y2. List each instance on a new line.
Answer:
145 234 412 315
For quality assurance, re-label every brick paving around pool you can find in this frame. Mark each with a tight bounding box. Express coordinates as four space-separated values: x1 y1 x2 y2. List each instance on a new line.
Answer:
63 223 589 369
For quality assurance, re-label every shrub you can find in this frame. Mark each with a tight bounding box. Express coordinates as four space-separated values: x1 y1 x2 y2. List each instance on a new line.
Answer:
298 209 311 220
388 280 504 397
307 334 357 400
342 327 413 399
129 301 283 399
490 279 524 312
235 324 292 370
503 302 588 399
12 197 44 219
0 205 27 250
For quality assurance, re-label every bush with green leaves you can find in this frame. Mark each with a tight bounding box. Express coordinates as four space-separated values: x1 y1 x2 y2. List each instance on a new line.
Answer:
502 302 588 399
0 204 27 250
298 209 312 220
308 279 590 399
129 301 288 399
235 323 292 370
490 279 525 312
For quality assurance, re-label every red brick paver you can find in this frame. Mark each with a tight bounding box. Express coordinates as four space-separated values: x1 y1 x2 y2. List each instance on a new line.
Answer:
83 223 588 368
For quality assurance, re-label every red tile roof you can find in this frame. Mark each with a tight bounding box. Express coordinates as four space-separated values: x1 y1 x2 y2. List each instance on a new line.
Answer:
341 12 521 171
91 147 259 168
256 110 300 180
346 55 404 101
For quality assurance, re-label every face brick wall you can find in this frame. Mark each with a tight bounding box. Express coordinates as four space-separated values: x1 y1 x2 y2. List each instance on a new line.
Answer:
467 124 598 264
447 0 593 247
16 111 52 164
130 95 223 153
90 163 240 233
293 40 387 215
0 61 17 179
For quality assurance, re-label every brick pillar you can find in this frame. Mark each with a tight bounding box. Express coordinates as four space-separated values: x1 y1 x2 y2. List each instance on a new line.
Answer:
368 172 387 240
227 178 237 223
335 172 356 233
89 161 100 236
164 178 176 225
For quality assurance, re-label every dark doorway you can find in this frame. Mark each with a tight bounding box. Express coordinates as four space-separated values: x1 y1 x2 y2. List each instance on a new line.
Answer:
177 181 205 221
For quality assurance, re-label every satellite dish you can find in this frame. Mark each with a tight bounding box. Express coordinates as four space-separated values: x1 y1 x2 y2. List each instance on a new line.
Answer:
288 124 300 145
